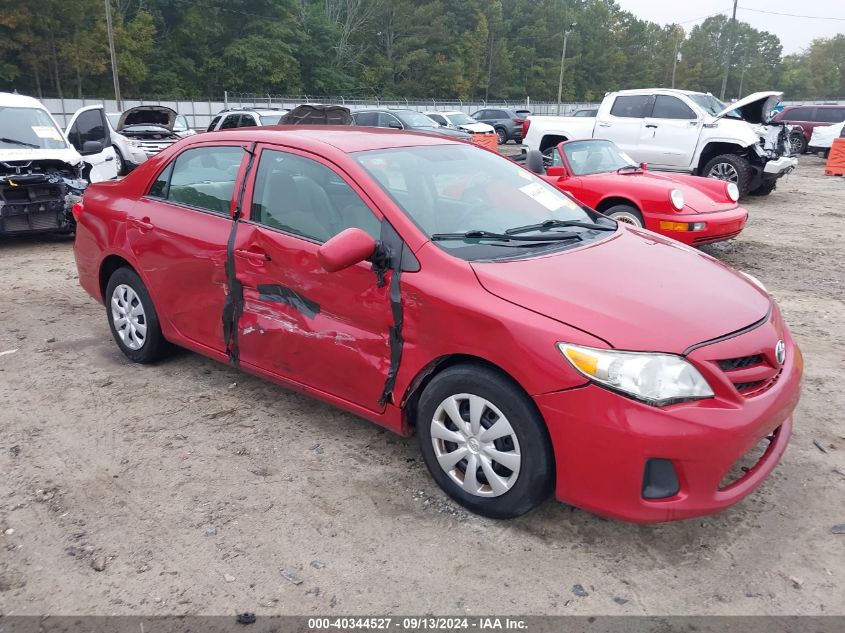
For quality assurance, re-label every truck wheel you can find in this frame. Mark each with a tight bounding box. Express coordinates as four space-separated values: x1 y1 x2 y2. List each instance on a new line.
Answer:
495 127 507 145
789 133 807 155
603 204 644 227
703 154 753 197
749 181 777 196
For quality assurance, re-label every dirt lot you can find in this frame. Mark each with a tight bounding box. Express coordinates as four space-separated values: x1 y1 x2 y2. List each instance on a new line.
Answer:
1 155 843 616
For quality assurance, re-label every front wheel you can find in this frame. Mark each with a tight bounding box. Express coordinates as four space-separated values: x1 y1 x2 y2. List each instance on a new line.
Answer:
702 154 754 197
112 146 126 176
789 133 807 155
603 204 644 227
416 364 554 519
105 267 170 363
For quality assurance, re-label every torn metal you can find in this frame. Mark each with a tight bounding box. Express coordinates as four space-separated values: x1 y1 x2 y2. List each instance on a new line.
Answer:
0 160 86 235
257 284 320 319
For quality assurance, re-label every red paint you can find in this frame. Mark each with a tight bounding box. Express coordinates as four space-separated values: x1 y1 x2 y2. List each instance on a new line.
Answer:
542 140 749 245
74 127 802 523
318 228 377 272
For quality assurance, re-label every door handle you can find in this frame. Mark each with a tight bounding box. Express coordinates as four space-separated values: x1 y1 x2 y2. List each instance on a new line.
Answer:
130 217 154 231
235 248 271 264
598 122 611 127
645 124 658 129
105 156 114 161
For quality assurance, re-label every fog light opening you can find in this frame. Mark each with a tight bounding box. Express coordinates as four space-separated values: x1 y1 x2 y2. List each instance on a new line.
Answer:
642 458 680 500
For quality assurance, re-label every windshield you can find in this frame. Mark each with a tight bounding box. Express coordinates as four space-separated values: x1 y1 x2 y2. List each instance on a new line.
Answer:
0 107 67 150
107 113 120 128
447 113 476 125
563 140 637 175
260 114 283 125
688 93 741 119
354 144 609 261
174 115 189 131
396 111 438 128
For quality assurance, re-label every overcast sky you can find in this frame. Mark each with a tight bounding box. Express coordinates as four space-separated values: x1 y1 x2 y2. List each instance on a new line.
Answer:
613 0 844 54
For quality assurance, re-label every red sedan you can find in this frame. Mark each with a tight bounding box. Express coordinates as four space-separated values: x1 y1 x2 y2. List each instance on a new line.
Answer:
72 127 801 522
539 139 748 245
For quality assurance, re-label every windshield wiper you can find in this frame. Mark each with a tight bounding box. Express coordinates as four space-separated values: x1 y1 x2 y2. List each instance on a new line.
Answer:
616 164 642 173
0 137 39 149
431 229 582 242
505 219 615 235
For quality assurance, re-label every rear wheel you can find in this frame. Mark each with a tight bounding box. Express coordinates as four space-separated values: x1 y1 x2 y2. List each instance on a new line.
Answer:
603 204 644 228
105 267 170 363
702 154 754 197
416 364 554 519
495 127 507 145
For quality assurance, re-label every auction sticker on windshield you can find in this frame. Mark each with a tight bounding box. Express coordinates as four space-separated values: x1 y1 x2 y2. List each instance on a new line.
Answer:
519 181 573 211
32 126 63 141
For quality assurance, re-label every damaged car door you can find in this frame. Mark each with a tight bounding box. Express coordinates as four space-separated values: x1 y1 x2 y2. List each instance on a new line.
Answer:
128 143 249 350
65 106 118 181
233 145 392 411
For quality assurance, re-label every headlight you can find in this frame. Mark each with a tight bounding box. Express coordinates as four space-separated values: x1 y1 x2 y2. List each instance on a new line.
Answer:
558 343 714 406
669 188 685 210
126 140 141 148
739 271 768 293
726 182 740 202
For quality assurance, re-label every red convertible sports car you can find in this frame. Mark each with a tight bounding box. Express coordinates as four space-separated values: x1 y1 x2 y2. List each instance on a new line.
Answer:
538 139 749 245
73 127 801 523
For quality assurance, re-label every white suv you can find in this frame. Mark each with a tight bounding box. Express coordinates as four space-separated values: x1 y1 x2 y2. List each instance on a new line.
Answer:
207 108 288 131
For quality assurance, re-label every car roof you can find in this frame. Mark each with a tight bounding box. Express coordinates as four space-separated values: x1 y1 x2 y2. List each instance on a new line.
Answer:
195 126 461 153
613 88 703 97
0 91 49 109
426 110 464 116
784 104 843 110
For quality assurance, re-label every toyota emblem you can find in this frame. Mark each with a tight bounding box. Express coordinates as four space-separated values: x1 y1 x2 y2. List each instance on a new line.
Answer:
775 340 786 366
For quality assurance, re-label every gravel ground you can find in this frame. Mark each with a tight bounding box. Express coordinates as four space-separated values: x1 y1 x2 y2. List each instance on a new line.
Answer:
0 154 843 616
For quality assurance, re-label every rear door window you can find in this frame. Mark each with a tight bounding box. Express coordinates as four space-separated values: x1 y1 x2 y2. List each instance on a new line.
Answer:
354 111 378 127
610 95 652 118
785 107 814 121
207 115 221 132
816 108 845 123
149 145 245 215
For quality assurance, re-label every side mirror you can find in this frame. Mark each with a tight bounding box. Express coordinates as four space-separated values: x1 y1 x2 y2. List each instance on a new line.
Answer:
318 228 376 273
81 140 103 155
639 162 648 171
546 165 567 178
388 121 402 130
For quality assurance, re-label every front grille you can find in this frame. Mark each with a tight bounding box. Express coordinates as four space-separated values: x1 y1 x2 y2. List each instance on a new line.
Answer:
0 211 61 233
137 140 177 156
718 426 780 489
719 354 764 371
733 380 764 393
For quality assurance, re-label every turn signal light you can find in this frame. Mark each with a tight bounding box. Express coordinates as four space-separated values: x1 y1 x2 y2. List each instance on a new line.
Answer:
659 221 707 232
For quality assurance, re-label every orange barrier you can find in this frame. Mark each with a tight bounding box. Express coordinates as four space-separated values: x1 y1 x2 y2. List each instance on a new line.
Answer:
471 133 499 152
824 137 845 176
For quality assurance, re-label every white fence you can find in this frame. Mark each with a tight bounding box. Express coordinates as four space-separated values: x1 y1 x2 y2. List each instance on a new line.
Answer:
43 96 600 130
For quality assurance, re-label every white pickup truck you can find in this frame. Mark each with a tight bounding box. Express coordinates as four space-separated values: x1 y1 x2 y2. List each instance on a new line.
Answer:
523 89 798 197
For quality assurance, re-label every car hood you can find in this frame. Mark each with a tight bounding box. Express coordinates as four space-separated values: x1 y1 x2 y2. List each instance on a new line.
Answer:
0 146 83 168
117 106 177 131
471 227 770 354
715 91 782 124
580 170 734 213
810 120 844 148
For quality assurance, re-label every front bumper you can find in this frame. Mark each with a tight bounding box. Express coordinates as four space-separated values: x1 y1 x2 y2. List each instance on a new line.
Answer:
762 155 798 179
534 314 802 523
644 205 748 246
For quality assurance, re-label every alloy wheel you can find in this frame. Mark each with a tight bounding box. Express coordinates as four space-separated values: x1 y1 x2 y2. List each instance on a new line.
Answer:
708 162 739 183
496 128 507 144
430 393 521 497
111 284 147 350
113 148 124 175
609 211 643 227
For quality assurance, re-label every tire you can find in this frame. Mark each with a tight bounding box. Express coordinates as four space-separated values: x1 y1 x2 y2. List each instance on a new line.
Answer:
112 146 126 176
416 364 554 519
789 133 807 155
495 127 507 145
702 154 754 197
749 181 777 196
105 267 170 363
603 204 644 227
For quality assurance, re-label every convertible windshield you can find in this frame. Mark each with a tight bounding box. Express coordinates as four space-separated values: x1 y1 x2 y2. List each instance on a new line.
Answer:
447 113 476 125
563 140 637 175
354 144 610 260
397 111 438 128
688 93 741 119
0 107 67 150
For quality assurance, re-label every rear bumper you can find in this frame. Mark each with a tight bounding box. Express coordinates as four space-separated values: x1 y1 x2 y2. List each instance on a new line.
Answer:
643 206 748 245
534 326 802 523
